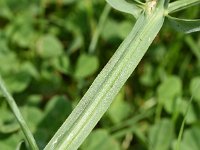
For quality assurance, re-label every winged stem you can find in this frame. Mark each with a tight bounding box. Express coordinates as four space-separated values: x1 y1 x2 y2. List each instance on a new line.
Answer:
44 0 167 150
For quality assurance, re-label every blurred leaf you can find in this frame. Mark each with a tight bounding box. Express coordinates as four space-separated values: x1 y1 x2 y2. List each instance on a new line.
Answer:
37 34 63 58
26 95 42 107
68 34 83 54
20 62 39 79
12 24 36 48
81 129 120 150
44 96 72 117
49 0 78 5
167 16 200 34
37 62 62 94
190 77 200 102
21 106 43 133
0 122 19 134
0 0 13 19
180 126 200 150
4 71 31 93
0 51 19 74
185 104 199 124
107 88 131 124
41 62 60 80
0 39 9 53
34 95 72 148
178 99 199 124
117 21 133 39
0 104 19 133
157 76 182 113
140 63 155 87
16 141 27 150
184 36 200 62
51 55 70 74
148 119 174 150
75 54 99 79
102 19 132 40
0 132 24 150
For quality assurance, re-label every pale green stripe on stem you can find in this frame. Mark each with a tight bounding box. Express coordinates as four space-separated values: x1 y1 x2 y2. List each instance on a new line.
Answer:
44 0 166 149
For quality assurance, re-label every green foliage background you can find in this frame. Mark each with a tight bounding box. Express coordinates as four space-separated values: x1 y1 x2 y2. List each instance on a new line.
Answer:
0 0 200 149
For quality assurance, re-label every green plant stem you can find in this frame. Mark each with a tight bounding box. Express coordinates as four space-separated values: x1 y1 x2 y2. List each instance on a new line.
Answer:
44 1 166 149
0 76 39 150
89 4 111 54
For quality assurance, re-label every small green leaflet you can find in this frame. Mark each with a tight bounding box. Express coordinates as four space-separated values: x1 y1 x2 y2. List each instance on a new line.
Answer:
167 16 200 34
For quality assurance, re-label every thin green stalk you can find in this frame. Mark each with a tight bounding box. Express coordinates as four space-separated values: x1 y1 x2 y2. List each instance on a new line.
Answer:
112 125 148 146
39 0 47 34
0 76 39 150
175 97 193 150
88 4 111 54
175 82 200 150
185 36 200 62
112 125 137 139
109 108 154 132
155 103 163 123
44 1 166 149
